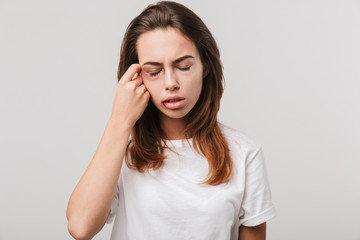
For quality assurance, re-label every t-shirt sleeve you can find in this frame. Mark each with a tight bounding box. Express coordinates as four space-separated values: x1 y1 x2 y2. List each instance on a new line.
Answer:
106 182 120 224
238 145 276 226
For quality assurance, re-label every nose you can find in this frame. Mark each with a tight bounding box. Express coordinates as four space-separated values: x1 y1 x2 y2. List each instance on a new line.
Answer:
164 69 180 91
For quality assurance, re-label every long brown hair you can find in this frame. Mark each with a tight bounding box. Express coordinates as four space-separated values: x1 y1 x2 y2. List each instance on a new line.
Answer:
118 1 232 185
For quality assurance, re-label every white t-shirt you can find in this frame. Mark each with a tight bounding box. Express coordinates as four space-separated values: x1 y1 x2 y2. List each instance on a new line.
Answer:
107 124 276 240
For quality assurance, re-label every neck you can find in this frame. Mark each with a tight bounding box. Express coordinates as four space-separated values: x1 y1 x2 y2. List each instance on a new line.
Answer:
160 114 187 140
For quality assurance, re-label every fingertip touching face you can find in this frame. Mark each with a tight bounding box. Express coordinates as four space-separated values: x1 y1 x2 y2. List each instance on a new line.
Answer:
136 27 204 126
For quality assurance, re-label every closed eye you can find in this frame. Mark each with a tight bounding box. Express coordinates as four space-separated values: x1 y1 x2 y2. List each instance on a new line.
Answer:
149 71 161 77
178 66 191 71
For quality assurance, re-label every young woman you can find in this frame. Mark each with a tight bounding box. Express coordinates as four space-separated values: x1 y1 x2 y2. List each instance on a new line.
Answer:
66 1 276 240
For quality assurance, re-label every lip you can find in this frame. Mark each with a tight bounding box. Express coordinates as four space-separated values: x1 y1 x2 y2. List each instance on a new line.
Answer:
161 96 185 109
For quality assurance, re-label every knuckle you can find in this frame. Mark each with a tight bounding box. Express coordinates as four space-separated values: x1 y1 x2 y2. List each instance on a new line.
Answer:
130 83 137 90
124 82 134 90
138 84 145 91
130 63 139 71
145 91 150 99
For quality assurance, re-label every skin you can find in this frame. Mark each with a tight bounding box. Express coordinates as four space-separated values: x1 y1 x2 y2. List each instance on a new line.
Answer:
137 27 204 140
239 223 267 240
66 26 267 239
66 64 150 240
138 27 267 239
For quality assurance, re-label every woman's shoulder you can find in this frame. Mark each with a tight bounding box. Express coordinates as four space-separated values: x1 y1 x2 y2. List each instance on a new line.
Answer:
219 122 262 153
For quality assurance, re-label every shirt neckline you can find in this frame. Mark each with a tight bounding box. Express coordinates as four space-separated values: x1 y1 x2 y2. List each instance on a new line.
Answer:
163 138 193 148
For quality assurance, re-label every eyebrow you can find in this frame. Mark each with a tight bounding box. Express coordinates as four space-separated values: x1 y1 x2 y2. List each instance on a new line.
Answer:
142 55 194 66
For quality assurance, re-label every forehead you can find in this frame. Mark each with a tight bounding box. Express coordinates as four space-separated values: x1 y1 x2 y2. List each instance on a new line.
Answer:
136 27 199 63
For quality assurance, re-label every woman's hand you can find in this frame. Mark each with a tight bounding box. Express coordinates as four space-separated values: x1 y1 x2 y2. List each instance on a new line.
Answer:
67 64 149 240
110 64 150 129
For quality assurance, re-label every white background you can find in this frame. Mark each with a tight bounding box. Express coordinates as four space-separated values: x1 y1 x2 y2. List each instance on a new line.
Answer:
0 0 359 239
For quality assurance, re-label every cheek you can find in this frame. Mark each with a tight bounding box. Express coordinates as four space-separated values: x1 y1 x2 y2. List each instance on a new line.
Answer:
143 80 159 101
143 80 153 93
193 77 203 101
191 73 203 94
195 81 203 99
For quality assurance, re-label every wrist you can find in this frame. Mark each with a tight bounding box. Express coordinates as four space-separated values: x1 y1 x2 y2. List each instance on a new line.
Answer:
106 117 133 135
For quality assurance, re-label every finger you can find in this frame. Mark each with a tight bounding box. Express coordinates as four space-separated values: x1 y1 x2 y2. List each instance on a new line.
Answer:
120 64 141 83
132 71 143 80
144 91 150 101
131 72 138 80
137 84 147 93
132 77 143 87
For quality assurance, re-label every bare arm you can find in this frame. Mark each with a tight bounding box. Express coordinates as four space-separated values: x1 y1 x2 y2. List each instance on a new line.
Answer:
238 223 266 240
66 64 149 240
66 120 130 240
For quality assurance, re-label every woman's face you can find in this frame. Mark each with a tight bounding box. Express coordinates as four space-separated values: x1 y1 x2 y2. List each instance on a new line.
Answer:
137 27 204 124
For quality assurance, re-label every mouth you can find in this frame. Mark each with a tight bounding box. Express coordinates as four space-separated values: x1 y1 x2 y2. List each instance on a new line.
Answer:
163 98 183 103
162 98 185 109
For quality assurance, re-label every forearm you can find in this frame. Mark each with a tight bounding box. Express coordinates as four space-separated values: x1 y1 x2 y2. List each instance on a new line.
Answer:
66 118 131 239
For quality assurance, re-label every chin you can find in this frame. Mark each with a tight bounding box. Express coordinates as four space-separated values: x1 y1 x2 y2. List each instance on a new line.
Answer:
164 112 188 119
158 109 189 120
